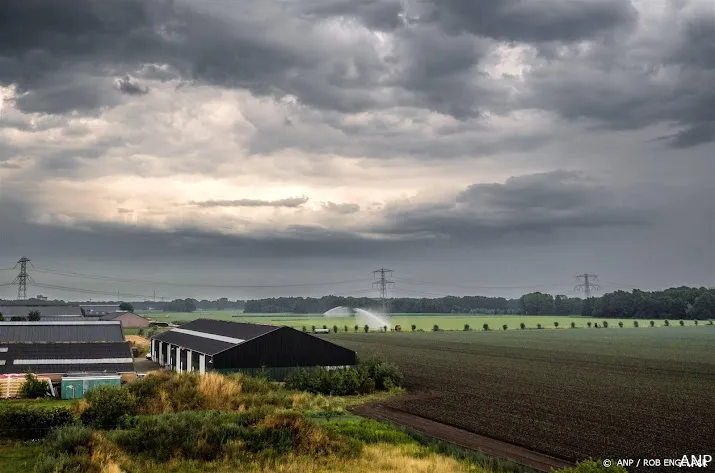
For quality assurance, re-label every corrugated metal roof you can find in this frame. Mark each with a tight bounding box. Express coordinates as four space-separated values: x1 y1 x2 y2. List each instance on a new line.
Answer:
39 316 86 322
152 319 280 355
0 342 134 374
0 321 124 343
0 305 84 317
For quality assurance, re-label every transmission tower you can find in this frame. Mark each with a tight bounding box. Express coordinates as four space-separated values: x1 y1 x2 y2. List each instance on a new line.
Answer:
372 268 395 316
12 256 34 300
574 273 599 299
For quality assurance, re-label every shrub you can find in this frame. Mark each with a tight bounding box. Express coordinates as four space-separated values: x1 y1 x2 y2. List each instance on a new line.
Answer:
463 324 470 331
520 322 526 330
362 359 403 391
354 325 359 332
554 321 559 328
344 325 349 332
432 324 439 331
679 320 685 326
302 326 307 332
147 327 157 337
694 320 698 325
20 372 50 398
411 324 416 331
537 323 543 329
81 385 137 428
633 321 639 327
333 325 339 333
364 324 369 333
602 321 608 328
28 310 41 321
650 320 655 327
709 320 713 325
587 322 592 328
44 425 94 457
312 325 316 332
552 459 628 473
664 320 670 326
570 322 576 329
322 325 328 330
502 324 508 331
137 328 145 337
10 316 26 321
358 377 376 394
0 405 74 440
483 323 489 331
618 321 623 328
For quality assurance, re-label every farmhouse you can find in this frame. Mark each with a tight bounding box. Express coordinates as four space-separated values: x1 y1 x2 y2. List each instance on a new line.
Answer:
150 319 356 379
0 321 135 385
100 311 150 329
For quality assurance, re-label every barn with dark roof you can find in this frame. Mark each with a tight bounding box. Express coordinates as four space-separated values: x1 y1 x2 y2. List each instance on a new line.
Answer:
150 319 356 379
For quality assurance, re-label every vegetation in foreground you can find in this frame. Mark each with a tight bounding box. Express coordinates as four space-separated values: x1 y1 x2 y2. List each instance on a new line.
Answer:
0 365 614 473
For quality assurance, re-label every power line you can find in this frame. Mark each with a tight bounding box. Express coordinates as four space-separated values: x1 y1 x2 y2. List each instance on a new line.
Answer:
31 267 372 289
393 276 573 290
372 268 394 315
29 282 154 300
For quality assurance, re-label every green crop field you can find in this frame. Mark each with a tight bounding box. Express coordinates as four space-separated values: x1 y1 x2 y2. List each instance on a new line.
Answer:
138 310 702 331
328 326 715 473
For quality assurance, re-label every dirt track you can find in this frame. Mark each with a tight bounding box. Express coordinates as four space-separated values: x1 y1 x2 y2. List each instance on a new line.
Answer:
352 400 574 472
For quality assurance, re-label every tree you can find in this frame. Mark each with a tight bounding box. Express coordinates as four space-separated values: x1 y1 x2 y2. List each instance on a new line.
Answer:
664 320 670 326
302 326 307 332
119 302 134 312
679 320 684 326
570 322 576 328
333 325 338 333
587 322 592 328
650 320 655 327
364 324 369 333
28 310 41 321
354 325 359 333
20 373 50 399
344 325 349 332
502 324 508 330
520 322 526 330
432 324 439 331
537 323 542 329
311 325 316 332
323 325 327 330
483 323 489 331
0 312 4 321
602 321 608 328
411 324 416 331
554 321 559 328
464 324 470 331
618 321 623 328
633 321 639 327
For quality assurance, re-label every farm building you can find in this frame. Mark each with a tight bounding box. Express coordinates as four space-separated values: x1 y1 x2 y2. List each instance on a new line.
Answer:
0 305 83 318
100 312 150 328
150 319 356 379
80 304 121 316
0 321 135 386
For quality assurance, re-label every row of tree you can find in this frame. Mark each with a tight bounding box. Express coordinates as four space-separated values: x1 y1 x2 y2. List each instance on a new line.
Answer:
3 287 714 319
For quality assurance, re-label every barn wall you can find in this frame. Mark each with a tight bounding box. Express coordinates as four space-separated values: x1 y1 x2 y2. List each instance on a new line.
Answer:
213 327 356 370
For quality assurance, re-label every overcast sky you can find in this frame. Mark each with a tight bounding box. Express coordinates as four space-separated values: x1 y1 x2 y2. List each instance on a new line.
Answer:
0 0 713 302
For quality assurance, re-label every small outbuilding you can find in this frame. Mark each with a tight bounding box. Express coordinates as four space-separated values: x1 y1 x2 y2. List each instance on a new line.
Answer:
150 319 356 380
61 374 121 399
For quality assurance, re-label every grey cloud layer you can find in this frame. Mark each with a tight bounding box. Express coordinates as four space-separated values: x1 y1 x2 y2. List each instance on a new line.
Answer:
2 0 713 146
189 197 309 208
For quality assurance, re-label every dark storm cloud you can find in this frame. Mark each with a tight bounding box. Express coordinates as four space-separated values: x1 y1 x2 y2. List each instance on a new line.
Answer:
189 197 309 208
116 76 149 96
370 171 651 241
428 0 638 42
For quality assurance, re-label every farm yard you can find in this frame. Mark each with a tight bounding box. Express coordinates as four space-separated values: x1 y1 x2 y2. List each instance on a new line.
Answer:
137 311 707 332
330 327 715 473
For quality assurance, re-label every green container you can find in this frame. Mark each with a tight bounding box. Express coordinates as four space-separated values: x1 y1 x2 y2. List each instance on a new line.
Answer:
61 375 121 399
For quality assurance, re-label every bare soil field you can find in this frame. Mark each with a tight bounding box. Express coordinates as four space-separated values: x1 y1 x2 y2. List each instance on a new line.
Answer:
332 327 715 473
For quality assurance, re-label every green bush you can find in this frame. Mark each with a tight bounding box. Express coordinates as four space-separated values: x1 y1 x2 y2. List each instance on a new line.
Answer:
432 324 439 331
587 322 592 328
44 425 94 457
0 405 74 440
502 324 508 331
411 324 416 331
364 324 369 333
618 321 623 328
633 320 639 327
302 326 307 332
520 322 526 329
694 320 698 325
570 322 576 328
664 319 670 326
537 323 543 329
554 321 559 328
708 320 713 325
483 323 489 331
552 459 628 473
333 325 339 333
463 324 470 331
355 325 359 332
286 359 402 395
602 321 608 328
344 325 349 332
20 372 50 399
81 385 137 429
650 320 655 327
679 320 685 326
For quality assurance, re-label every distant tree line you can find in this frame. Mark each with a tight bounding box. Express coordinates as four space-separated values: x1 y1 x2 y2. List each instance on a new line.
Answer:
585 287 715 320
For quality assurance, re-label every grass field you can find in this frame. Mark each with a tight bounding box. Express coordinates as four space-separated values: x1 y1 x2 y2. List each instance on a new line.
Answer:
329 326 715 473
0 444 42 473
138 311 708 331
